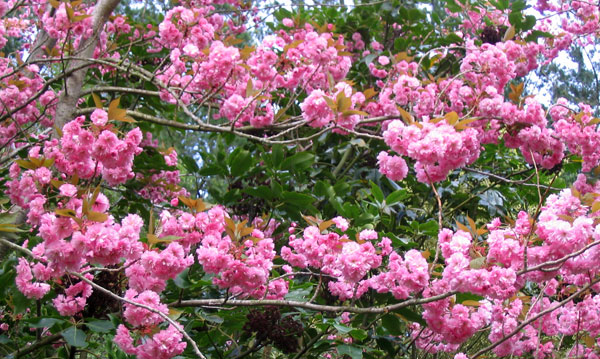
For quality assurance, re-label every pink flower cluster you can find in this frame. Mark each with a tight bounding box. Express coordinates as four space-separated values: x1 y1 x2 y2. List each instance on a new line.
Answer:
365 249 429 299
151 5 354 128
438 229 519 300
282 223 432 301
282 224 384 300
53 274 93 316
553 102 600 172
155 206 279 298
34 117 143 185
115 324 187 359
0 58 56 147
382 120 480 183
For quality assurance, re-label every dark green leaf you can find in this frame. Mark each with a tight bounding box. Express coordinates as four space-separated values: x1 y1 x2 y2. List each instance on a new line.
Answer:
27 318 64 328
173 268 191 288
381 314 403 336
86 320 114 333
386 190 408 205
337 344 363 359
198 164 227 176
0 335 9 344
349 328 368 341
62 327 88 348
271 144 284 168
243 186 275 201
229 149 253 177
397 308 426 326
200 313 224 324
281 192 315 207
370 181 384 204
281 152 315 171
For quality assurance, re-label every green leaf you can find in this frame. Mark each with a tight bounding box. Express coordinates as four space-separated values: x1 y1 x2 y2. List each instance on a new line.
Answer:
349 328 368 341
419 220 439 236
271 144 284 169
397 308 426 326
173 268 191 289
133 150 171 172
376 337 395 355
381 314 402 336
281 192 315 207
12 290 32 313
200 313 224 324
333 323 352 334
488 0 503 10
337 344 363 359
281 152 315 171
229 149 253 177
27 318 64 328
508 11 523 28
522 15 536 31
86 320 114 333
180 155 200 172
243 186 275 201
370 181 384 204
445 0 462 12
0 212 18 224
315 181 335 199
510 0 526 11
456 292 485 303
525 30 553 42
62 327 88 348
270 181 283 197
386 190 408 205
284 286 312 301
199 164 227 176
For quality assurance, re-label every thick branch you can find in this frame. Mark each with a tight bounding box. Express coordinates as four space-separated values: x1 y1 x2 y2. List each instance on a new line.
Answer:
53 0 122 132
26 5 57 66
172 291 457 314
7 333 63 358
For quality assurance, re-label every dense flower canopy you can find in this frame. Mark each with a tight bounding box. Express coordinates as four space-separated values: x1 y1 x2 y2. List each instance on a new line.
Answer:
0 0 599 358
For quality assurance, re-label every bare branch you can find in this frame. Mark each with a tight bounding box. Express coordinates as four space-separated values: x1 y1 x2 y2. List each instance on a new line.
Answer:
53 0 122 132
172 290 457 314
8 333 63 358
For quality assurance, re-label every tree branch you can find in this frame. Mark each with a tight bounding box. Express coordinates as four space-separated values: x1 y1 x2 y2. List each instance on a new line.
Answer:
53 0 122 132
7 333 63 358
172 290 457 314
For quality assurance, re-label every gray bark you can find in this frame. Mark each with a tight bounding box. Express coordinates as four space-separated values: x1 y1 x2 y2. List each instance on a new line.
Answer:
53 0 122 132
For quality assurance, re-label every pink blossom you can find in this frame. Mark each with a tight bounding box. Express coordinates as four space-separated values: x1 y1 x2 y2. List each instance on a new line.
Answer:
90 109 108 127
15 258 50 300
282 18 294 27
123 289 168 327
59 184 77 197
